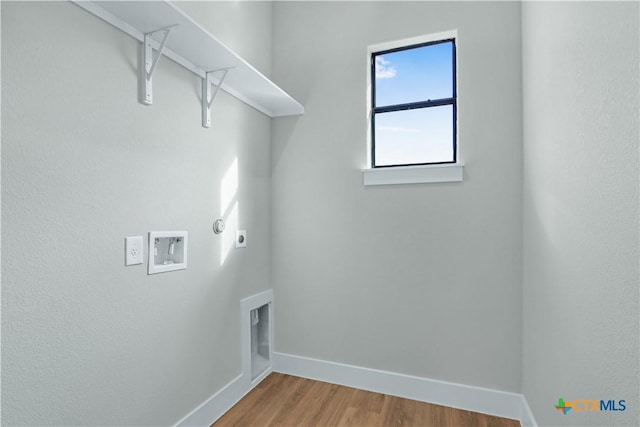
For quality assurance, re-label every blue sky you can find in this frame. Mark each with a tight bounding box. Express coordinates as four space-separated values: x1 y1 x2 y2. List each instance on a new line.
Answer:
374 41 454 165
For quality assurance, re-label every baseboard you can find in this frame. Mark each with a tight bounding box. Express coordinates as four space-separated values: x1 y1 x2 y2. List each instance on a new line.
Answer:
176 290 275 426
173 372 245 426
175 367 277 426
174 353 538 426
273 352 535 426
519 394 538 427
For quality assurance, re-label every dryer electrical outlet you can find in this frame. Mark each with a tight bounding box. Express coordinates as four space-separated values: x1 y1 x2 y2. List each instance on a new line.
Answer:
236 230 247 248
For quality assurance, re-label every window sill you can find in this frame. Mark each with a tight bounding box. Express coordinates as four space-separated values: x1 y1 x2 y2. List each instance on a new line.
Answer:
362 163 464 186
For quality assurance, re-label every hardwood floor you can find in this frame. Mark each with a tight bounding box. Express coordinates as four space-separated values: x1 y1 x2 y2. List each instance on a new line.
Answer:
212 373 520 427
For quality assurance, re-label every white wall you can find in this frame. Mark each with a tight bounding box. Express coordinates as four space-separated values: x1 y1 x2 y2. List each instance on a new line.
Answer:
1 1 273 424
271 1 523 392
176 1 272 79
522 1 639 426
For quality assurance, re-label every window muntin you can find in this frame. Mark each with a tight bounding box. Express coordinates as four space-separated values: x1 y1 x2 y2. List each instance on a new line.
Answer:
371 38 457 168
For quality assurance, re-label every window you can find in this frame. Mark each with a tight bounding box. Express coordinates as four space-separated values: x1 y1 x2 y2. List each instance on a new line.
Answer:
370 35 457 168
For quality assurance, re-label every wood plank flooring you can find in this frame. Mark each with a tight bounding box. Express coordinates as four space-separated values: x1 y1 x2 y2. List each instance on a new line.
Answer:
212 373 520 427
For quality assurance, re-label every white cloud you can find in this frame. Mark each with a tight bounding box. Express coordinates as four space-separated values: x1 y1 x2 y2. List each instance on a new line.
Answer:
375 56 396 79
378 126 420 133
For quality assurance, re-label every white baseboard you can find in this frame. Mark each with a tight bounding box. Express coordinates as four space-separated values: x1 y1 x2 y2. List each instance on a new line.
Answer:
174 368 272 427
174 374 245 426
176 291 275 426
273 352 536 426
519 395 538 427
174 353 538 427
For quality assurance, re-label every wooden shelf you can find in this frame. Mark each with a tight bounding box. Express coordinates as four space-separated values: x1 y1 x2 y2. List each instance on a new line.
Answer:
72 1 304 118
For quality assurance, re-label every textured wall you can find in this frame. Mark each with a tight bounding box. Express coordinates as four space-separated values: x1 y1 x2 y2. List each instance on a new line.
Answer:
271 1 523 392
1 1 272 425
522 2 639 426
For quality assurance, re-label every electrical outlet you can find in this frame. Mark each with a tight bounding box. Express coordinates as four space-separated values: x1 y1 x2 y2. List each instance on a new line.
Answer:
125 236 144 266
236 230 247 248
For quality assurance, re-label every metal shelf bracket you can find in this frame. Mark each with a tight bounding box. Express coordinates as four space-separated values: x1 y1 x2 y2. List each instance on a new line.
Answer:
72 1 304 119
140 25 177 105
202 67 233 128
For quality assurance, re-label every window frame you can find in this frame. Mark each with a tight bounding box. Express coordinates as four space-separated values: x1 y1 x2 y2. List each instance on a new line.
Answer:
369 34 458 169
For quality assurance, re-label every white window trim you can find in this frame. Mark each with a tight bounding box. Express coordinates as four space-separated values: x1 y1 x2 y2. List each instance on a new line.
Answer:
364 29 462 186
363 163 464 186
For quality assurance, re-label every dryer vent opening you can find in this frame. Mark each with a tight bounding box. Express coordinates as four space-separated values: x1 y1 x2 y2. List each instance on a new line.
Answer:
250 304 270 381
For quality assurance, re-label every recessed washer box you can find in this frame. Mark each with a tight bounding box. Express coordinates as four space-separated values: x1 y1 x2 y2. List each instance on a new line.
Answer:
148 231 187 275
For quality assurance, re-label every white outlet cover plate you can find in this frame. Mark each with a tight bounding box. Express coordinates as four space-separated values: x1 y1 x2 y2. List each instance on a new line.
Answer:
125 236 144 266
236 230 247 248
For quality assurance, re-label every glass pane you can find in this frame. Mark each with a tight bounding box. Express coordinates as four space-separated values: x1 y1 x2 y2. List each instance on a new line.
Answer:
374 41 453 107
374 105 454 166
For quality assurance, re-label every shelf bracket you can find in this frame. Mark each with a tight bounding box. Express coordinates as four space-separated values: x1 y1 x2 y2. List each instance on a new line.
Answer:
140 25 177 106
202 67 233 128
